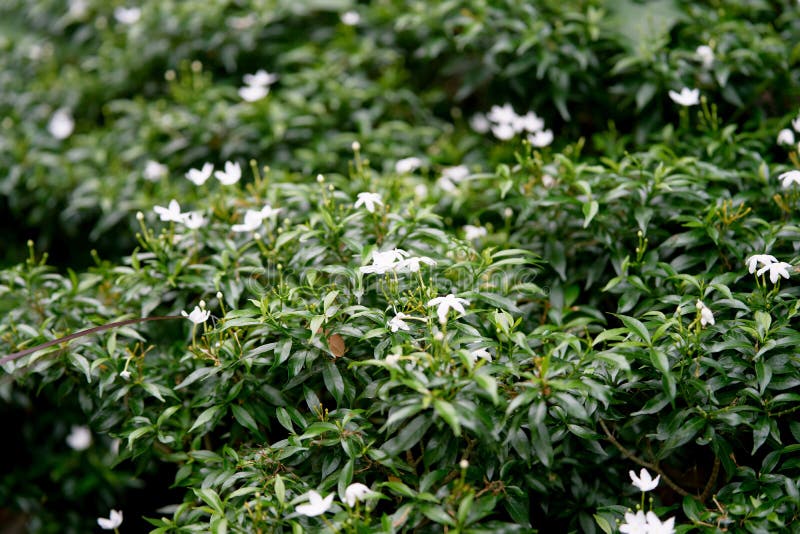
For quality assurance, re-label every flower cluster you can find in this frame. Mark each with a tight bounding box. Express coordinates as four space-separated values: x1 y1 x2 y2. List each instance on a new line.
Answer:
621 468 676 534
232 205 281 233
695 300 715 327
239 69 278 102
776 112 800 148
184 161 242 186
359 248 436 275
153 199 206 229
294 483 374 517
746 254 793 284
471 104 553 146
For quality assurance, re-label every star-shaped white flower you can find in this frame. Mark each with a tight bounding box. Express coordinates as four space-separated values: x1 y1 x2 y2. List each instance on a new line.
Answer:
668 87 700 106
260 204 282 218
66 425 91 451
399 256 436 272
48 108 74 139
491 122 516 141
144 160 168 181
463 225 487 241
619 510 647 534
469 347 492 363
354 192 383 213
514 111 545 133
388 312 412 332
232 209 266 233
629 468 660 492
528 129 554 147
180 211 206 230
344 482 372 507
778 170 800 188
777 129 796 146
757 261 793 284
646 511 676 534
239 85 269 102
114 6 140 24
182 306 210 324
295 490 333 517
696 300 715 327
97 509 123 530
745 254 778 274
153 199 184 223
395 157 423 174
243 69 278 87
186 163 214 186
360 248 408 274
695 45 714 69
215 161 242 185
487 103 517 125
427 294 470 324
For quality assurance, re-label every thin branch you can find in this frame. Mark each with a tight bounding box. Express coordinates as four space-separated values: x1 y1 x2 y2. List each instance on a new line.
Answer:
1 315 182 366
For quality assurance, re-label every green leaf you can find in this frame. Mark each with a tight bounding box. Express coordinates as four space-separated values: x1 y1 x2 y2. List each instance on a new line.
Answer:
189 406 223 433
194 488 225 515
322 361 345 405
474 371 499 405
433 399 461 436
420 505 456 526
582 200 599 228
618 314 651 345
275 475 285 504
231 404 260 435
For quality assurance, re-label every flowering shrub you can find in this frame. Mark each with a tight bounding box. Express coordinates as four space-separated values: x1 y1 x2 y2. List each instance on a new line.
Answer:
2 1 800 533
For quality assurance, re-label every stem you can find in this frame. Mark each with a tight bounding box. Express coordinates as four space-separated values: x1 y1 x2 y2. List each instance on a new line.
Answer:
1 315 183 366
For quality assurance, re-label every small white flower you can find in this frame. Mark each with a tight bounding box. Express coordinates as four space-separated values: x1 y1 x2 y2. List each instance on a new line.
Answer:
629 468 660 492
541 174 556 188
399 256 436 272
341 11 361 25
360 248 408 274
119 370 131 380
696 300 715 327
232 209 266 233
114 6 141 25
239 85 270 102
756 261 793 284
351 140 361 151
777 128 796 146
514 111 545 133
295 490 333 517
97 510 123 530
68 0 89 19
66 425 92 451
260 204 282 218
778 170 800 188
491 122 516 141
243 69 278 87
528 129 554 147
388 312 412 332
463 225 487 241
182 306 210 324
181 211 206 230
395 157 422 174
354 192 383 213
645 511 676 534
185 163 214 186
695 45 714 69
385 353 401 365
619 510 648 534
668 87 700 106
153 199 184 223
344 482 372 507
745 254 778 274
427 294 470 324
48 108 74 139
487 103 517 125
469 347 492 362
143 160 168 181
215 161 242 185
442 165 469 182
470 113 490 134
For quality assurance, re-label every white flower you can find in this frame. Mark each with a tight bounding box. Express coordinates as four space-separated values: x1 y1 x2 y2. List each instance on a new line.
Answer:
777 128 796 146
541 174 556 188
360 248 409 274
68 0 88 19
395 157 423 174
232 209 266 233
487 103 517 125
341 11 361 25
696 300 715 327
463 225 487 241
153 199 184 223
695 45 714 69
469 347 492 362
385 353 401 365
260 204 282 218
97 509 123 530
119 370 131 380
619 510 648 534
295 490 333 517
239 85 270 102
427 294 470 324
756 261 793 284
470 113 490 134
215 161 242 185
66 425 91 451
778 170 800 188
629 468 660 492
668 87 700 106
48 108 74 139
646 511 676 534
182 306 210 324
144 160 168 181
344 482 372 507
354 192 383 213
114 6 141 25
243 70 278 87
181 211 206 230
186 163 214 186
491 122 516 141
388 312 412 332
442 165 469 182
745 254 778 274
399 256 436 272
528 129 554 147
514 111 545 133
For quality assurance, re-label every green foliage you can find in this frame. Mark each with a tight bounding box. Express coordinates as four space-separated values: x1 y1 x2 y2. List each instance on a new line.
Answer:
2 0 800 533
